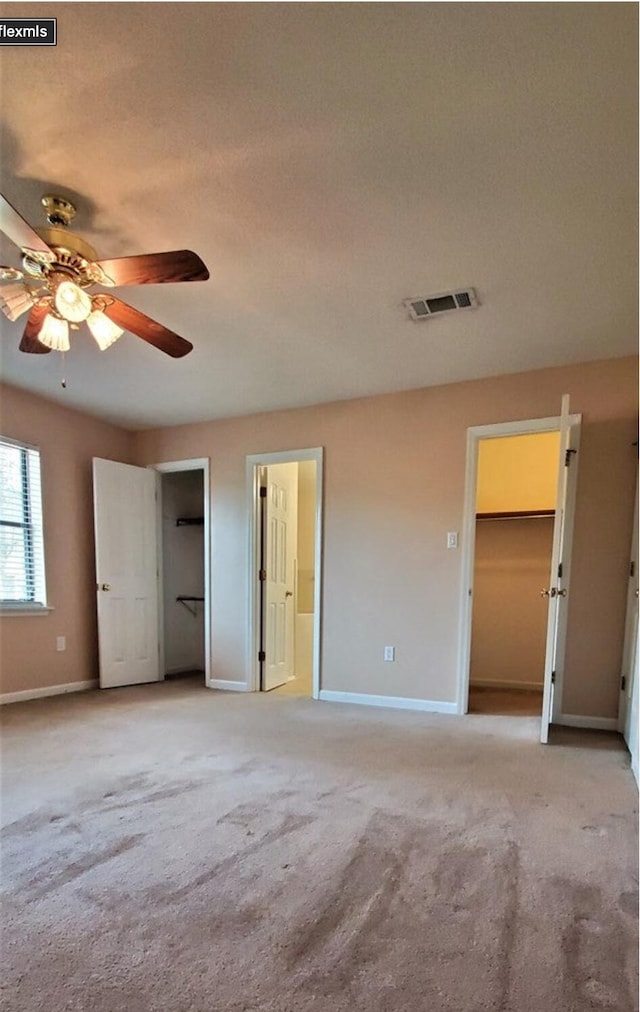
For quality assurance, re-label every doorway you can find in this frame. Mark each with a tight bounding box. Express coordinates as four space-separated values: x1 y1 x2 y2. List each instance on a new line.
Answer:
247 448 323 698
457 401 582 740
468 431 559 718
155 458 211 687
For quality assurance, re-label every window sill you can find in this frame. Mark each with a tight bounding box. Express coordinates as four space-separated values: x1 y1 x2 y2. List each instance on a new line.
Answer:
0 605 54 616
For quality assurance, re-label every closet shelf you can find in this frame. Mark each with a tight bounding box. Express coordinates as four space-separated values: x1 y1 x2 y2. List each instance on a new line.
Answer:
176 595 204 616
176 517 204 526
476 509 555 522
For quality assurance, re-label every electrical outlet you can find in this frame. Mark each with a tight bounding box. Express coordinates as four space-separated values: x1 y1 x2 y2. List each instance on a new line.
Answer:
447 532 458 549
56 636 66 652
384 645 395 662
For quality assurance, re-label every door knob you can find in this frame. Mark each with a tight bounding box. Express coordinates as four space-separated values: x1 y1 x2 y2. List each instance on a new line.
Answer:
285 591 293 598
100 583 111 591
557 588 567 597
540 588 557 598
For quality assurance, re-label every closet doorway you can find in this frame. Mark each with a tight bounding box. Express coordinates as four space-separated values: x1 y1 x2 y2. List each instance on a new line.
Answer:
469 431 559 717
457 400 582 740
156 459 211 687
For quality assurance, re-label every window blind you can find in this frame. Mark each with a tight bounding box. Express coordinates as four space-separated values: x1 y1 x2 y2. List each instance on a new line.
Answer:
0 439 47 606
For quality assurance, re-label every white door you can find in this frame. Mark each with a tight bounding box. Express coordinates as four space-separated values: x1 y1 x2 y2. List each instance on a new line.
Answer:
263 463 298 690
540 395 582 743
93 458 160 688
619 471 638 756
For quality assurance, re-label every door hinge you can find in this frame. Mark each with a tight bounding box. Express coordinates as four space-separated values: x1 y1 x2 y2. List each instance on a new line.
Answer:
258 569 267 582
258 650 266 662
551 671 556 685
565 448 577 467
631 561 636 578
259 486 267 498
621 675 627 692
557 562 563 579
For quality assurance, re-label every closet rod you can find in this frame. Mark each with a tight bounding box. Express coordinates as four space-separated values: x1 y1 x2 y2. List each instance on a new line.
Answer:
476 509 555 522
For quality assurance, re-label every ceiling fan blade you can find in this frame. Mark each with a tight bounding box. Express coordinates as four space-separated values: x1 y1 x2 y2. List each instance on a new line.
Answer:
94 250 209 286
19 305 51 354
0 194 52 255
102 297 193 358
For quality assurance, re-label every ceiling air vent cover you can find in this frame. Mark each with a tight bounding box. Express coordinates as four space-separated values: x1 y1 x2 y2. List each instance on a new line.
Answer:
405 287 478 321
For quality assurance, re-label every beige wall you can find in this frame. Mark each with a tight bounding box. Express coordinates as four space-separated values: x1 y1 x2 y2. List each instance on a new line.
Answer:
297 460 316 614
132 356 638 719
477 432 560 513
470 518 554 689
0 384 134 695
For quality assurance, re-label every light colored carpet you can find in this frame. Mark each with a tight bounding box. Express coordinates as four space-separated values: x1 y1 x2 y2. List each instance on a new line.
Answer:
1 678 637 1012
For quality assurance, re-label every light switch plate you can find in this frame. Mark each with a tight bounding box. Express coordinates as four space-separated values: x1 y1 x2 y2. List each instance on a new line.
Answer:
447 532 458 549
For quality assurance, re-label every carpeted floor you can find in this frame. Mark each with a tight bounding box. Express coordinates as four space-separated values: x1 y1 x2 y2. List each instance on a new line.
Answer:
469 685 543 716
1 677 637 1012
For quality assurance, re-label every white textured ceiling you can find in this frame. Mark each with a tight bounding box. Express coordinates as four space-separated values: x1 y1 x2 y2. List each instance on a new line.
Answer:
0 2 637 429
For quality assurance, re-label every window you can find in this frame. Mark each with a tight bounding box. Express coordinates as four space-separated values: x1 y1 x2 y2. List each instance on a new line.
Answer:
0 438 47 608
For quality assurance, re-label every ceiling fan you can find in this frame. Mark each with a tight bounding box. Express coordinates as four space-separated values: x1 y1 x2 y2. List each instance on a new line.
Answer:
0 193 209 357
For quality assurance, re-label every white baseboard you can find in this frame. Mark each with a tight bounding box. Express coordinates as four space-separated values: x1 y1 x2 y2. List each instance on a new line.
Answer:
0 679 98 705
318 689 457 715
471 679 543 692
555 713 619 731
207 679 249 692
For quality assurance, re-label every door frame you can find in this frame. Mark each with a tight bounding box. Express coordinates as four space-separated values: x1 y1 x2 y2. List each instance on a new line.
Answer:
618 468 638 738
456 413 580 717
152 458 212 687
246 447 324 698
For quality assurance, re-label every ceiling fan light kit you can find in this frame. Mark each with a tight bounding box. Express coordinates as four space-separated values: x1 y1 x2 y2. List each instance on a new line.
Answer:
0 191 209 359
38 312 70 352
0 281 35 322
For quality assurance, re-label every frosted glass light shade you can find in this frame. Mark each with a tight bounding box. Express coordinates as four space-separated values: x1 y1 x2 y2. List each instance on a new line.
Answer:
0 283 35 322
38 314 70 351
87 310 123 350
54 280 92 323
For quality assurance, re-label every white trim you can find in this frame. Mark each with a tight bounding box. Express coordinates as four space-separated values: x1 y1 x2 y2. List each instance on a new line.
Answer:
207 679 249 692
471 679 543 692
0 434 40 452
246 448 324 699
152 459 212 689
319 689 457 714
0 679 98 705
555 713 619 731
456 412 580 718
0 605 54 616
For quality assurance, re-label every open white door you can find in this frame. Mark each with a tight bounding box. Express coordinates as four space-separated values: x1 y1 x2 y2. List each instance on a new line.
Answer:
540 395 581 742
93 458 160 689
263 462 298 691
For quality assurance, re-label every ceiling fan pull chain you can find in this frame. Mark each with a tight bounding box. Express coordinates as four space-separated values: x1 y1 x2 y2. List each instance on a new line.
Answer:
60 351 67 389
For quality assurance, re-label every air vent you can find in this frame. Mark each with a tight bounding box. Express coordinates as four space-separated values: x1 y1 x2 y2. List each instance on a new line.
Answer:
405 287 478 321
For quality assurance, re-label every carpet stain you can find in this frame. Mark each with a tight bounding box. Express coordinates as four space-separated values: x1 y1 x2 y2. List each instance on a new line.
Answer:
495 840 520 1011
559 881 634 1011
1 808 69 837
618 889 639 917
217 791 297 829
161 811 316 903
284 810 414 993
22 834 146 902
